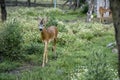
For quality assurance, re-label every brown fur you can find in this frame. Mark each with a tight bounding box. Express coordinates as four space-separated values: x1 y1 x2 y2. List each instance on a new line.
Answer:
40 26 58 67
41 26 58 42
99 7 111 23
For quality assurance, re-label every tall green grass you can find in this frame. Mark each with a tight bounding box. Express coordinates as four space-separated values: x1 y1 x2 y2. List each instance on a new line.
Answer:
0 7 118 80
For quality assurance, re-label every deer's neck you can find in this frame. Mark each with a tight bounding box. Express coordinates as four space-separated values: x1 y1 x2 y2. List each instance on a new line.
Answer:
41 28 49 41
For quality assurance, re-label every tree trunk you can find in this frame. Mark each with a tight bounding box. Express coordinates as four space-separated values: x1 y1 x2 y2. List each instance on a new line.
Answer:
104 0 106 8
110 0 120 78
34 0 36 6
15 0 17 6
53 0 56 8
34 0 36 3
73 0 77 10
63 0 86 10
51 0 53 4
63 0 69 6
76 0 80 8
27 0 31 6
86 0 94 22
0 0 7 22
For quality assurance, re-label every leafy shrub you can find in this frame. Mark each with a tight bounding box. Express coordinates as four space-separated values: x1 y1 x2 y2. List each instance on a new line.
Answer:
0 19 24 60
44 8 63 17
80 32 94 40
81 4 88 14
18 19 43 55
46 15 58 27
82 51 117 80
57 34 67 46
0 73 16 80
57 21 67 32
0 60 20 72
23 42 43 55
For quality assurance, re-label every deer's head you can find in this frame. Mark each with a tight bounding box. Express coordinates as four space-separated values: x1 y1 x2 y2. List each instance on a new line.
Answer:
38 17 48 31
38 18 45 31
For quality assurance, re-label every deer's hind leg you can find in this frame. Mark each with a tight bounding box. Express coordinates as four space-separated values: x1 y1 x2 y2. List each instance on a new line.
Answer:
52 38 57 59
52 38 56 52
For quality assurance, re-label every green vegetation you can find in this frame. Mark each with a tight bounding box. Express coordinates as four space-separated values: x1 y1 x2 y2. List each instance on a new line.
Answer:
0 19 24 60
0 6 118 80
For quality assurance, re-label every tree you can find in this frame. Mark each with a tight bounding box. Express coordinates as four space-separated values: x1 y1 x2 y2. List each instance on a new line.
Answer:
27 0 31 6
0 0 7 22
51 0 53 4
53 0 56 8
33 0 36 6
86 0 94 22
15 0 18 6
34 0 36 4
63 0 86 10
63 0 72 8
110 0 120 78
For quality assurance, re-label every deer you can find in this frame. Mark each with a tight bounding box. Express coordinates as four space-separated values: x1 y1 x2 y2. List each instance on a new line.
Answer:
99 6 111 23
38 18 58 67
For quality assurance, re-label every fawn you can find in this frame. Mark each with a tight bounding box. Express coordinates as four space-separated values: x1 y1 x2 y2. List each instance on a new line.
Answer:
99 7 111 23
38 18 58 67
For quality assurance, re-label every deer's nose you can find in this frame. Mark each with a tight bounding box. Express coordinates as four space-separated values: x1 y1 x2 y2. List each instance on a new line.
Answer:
39 28 43 31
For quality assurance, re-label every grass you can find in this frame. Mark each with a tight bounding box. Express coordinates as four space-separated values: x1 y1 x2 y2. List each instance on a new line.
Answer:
0 60 21 72
0 6 118 80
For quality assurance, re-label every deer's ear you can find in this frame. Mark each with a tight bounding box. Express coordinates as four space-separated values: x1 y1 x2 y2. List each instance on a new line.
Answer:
44 17 48 23
41 18 44 21
37 17 42 22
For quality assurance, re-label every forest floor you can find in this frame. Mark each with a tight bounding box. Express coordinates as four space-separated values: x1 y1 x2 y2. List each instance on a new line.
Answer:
0 6 118 80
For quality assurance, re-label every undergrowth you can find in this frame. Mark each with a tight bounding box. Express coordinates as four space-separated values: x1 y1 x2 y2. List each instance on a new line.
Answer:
0 7 118 80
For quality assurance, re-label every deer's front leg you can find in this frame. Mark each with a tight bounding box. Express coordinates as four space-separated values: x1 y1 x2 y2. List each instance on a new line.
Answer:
101 14 104 23
100 14 102 23
42 42 48 67
45 42 48 63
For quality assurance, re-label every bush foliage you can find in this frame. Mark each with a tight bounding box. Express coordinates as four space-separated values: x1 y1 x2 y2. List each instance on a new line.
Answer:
0 19 24 60
0 7 118 80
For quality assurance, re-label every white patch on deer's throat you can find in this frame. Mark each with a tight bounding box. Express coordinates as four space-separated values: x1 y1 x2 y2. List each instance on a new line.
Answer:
39 24 44 30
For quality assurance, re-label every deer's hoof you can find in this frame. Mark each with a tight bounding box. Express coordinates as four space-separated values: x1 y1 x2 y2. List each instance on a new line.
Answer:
42 64 45 67
46 60 48 63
